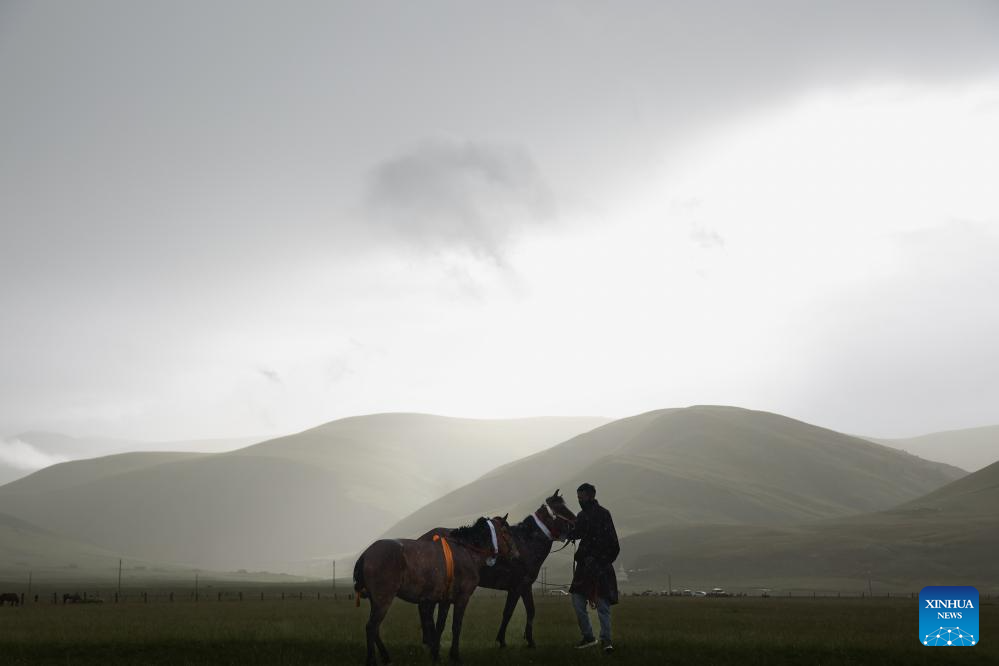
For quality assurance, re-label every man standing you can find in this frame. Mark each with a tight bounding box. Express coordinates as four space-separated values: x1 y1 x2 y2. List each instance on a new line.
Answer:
568 482 619 653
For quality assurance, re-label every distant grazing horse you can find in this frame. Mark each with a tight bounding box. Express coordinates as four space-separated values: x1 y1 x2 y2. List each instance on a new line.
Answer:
62 593 82 604
420 490 577 648
0 592 19 606
354 516 518 665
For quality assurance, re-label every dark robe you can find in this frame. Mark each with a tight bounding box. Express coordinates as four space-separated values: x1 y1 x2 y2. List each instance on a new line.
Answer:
567 499 620 605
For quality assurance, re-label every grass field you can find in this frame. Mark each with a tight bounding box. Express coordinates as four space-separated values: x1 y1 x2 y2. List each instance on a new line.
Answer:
1 593 996 664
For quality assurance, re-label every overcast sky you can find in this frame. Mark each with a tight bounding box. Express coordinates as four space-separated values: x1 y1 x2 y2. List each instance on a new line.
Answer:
2 1 998 449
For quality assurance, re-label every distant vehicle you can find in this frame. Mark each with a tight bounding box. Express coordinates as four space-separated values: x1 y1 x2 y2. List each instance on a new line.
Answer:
693 590 707 597
682 589 693 597
708 587 731 597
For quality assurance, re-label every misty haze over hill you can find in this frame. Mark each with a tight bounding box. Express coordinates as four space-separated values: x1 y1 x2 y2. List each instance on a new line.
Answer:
0 432 265 486
0 406 994 591
0 414 606 575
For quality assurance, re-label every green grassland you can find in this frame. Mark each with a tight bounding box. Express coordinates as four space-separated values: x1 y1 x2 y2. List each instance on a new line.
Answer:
1 592 996 665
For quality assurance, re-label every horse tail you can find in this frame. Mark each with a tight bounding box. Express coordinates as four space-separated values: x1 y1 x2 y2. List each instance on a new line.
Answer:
353 555 368 607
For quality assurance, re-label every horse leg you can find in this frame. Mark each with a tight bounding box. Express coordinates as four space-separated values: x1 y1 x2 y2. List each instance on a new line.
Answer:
419 601 441 662
494 589 519 647
366 598 393 666
449 598 470 663
522 586 537 648
419 601 434 646
435 600 451 641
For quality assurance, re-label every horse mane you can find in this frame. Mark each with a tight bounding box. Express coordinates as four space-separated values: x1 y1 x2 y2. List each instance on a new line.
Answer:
449 516 491 547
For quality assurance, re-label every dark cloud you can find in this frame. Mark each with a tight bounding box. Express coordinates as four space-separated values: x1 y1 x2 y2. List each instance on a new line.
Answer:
363 139 555 259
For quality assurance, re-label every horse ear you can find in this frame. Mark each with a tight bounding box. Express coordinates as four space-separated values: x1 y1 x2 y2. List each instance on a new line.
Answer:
554 488 560 497
503 513 509 522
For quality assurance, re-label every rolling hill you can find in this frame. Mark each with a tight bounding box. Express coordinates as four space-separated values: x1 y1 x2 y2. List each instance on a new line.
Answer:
0 510 141 584
618 460 999 593
386 406 966 540
870 425 999 472
0 414 608 575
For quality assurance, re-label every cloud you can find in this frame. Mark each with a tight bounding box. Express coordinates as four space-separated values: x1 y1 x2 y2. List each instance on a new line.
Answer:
363 139 555 259
257 367 282 385
690 224 725 249
0 437 69 471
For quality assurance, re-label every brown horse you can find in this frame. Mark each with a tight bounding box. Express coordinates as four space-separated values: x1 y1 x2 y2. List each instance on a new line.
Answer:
354 516 518 665
0 592 19 606
420 490 577 648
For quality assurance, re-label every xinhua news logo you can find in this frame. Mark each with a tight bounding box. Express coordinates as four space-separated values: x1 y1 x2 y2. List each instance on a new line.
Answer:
920 586 979 647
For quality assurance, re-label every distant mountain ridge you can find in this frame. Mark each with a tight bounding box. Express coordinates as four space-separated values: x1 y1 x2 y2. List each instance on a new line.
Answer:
385 406 966 540
869 425 999 472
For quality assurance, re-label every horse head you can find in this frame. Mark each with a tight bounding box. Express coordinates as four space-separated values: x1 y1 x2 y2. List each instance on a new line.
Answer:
544 489 577 539
490 514 520 560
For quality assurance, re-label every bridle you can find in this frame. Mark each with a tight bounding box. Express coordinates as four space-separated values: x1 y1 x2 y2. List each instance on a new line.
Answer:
533 501 575 549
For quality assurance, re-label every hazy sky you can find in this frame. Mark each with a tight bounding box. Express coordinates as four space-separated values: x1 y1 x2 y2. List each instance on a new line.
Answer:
2 1 999 445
